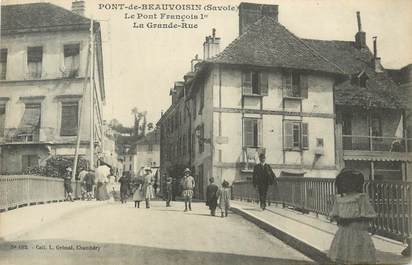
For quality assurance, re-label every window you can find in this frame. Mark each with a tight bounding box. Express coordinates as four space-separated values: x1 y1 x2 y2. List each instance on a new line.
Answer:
60 102 79 136
0 48 7 80
193 97 197 119
22 154 38 171
129 164 132 171
283 72 308 98
199 85 204 115
27 47 43 79
284 121 308 150
16 103 41 142
64 44 80 78
242 71 268 96
0 105 5 137
198 124 204 153
243 118 262 147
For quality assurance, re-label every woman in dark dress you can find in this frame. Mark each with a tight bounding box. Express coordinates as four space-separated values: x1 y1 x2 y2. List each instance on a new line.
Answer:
206 177 219 216
118 173 131 203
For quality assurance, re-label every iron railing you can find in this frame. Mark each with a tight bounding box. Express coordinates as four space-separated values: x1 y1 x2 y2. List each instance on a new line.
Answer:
342 135 410 153
0 175 82 211
232 178 412 242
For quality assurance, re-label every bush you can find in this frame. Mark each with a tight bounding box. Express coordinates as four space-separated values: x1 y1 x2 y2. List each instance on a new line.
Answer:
23 156 90 178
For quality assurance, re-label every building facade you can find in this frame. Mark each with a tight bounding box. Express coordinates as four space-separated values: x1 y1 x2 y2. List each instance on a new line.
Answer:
0 2 105 173
159 2 410 199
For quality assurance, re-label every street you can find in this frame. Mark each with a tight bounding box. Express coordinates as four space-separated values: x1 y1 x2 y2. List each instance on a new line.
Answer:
0 201 314 265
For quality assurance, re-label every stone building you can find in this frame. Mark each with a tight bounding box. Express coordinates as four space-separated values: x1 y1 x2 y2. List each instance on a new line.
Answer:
0 2 106 173
159 2 410 199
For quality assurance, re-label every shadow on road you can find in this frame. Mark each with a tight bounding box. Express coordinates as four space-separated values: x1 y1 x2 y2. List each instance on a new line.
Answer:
0 239 316 265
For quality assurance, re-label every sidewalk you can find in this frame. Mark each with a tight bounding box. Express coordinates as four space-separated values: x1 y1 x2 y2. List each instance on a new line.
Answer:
231 200 411 265
0 200 107 241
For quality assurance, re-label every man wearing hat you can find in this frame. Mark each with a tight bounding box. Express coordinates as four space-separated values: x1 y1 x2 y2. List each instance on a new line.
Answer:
182 168 195 212
253 153 276 210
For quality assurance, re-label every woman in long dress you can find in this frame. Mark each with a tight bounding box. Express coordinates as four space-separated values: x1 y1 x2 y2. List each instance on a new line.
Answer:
95 165 110 201
328 169 377 264
132 175 144 208
142 167 154 208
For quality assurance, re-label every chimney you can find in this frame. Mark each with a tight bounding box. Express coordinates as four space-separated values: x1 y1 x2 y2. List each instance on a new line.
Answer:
203 28 221 60
72 0 85 16
191 54 202 72
355 11 366 49
239 2 279 36
372 36 384 73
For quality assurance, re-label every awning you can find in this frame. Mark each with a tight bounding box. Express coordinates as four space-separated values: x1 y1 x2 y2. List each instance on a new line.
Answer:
344 150 412 162
16 105 40 135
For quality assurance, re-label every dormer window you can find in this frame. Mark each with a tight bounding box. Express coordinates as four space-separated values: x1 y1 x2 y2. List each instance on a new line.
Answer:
352 71 369 88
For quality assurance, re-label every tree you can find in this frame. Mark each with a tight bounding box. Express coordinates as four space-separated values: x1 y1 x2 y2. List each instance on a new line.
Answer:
147 122 154 131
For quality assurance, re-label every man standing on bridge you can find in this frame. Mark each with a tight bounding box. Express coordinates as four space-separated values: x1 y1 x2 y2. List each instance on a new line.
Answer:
253 153 276 210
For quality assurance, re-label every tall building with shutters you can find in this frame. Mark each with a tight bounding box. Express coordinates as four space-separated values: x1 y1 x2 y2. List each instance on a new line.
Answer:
159 2 409 197
0 2 106 173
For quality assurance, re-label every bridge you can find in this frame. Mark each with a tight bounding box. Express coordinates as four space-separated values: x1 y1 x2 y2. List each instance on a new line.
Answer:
0 175 411 265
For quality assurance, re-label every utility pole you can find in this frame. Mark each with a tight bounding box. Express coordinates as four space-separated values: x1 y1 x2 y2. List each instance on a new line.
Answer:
72 24 92 180
90 18 95 168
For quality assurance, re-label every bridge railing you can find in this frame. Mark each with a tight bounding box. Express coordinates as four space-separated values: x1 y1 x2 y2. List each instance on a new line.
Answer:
0 175 82 211
232 178 412 243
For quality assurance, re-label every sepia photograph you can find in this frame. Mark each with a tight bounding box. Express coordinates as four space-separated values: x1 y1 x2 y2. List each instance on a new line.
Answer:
0 0 411 264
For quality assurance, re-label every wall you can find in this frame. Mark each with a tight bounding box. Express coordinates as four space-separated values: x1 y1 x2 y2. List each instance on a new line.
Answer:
0 30 105 172
212 65 337 182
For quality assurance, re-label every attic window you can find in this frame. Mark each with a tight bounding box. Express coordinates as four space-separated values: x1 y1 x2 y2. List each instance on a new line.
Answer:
353 71 369 88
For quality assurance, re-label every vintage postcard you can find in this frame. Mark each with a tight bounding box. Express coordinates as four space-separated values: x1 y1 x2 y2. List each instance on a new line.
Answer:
0 0 411 264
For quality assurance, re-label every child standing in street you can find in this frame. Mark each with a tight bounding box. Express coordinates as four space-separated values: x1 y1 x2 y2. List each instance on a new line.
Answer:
328 169 377 264
218 180 231 218
182 168 195 212
165 176 173 207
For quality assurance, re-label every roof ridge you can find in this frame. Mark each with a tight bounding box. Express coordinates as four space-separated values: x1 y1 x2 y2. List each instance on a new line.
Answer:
277 25 346 74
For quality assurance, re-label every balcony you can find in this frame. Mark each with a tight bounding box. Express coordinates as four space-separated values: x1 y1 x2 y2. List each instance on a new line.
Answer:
1 127 55 144
342 135 412 161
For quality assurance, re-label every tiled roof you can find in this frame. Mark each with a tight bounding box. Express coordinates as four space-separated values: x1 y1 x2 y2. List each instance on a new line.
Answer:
209 16 344 75
304 39 403 109
1 3 91 33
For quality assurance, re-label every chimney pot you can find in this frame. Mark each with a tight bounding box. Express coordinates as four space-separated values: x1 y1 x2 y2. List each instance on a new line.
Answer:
373 36 377 58
356 11 362 32
354 12 366 49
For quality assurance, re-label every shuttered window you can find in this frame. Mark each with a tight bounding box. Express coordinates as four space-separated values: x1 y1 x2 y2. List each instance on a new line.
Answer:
284 121 309 150
243 71 268 96
60 102 79 136
16 104 41 141
242 72 253 95
283 72 308 98
0 105 5 137
243 118 262 147
27 47 43 79
0 49 7 80
64 44 80 77
198 124 205 153
259 72 268 95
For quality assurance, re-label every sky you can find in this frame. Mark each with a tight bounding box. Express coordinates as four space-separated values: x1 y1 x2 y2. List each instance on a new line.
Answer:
2 0 412 126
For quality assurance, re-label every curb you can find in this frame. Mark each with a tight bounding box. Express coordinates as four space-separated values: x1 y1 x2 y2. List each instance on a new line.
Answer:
231 206 332 264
